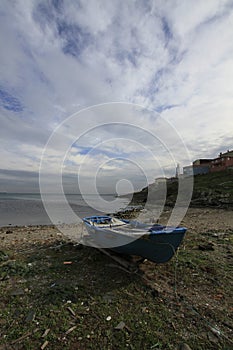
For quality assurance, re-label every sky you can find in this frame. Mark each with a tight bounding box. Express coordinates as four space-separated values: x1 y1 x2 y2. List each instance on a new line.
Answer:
0 0 233 193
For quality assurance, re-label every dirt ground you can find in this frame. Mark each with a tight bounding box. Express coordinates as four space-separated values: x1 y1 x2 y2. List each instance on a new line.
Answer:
0 207 232 350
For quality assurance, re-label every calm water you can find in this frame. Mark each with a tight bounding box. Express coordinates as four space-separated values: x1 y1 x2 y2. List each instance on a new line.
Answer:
0 193 129 227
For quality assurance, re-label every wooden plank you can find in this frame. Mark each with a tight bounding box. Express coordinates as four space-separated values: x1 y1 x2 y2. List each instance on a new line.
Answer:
97 247 138 272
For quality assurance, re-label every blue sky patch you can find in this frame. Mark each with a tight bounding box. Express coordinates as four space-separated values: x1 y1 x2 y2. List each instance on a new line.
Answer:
57 21 92 57
0 87 24 112
161 17 173 44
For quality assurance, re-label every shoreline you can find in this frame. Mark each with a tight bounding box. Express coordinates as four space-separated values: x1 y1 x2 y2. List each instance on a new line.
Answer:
1 206 233 250
1 203 233 229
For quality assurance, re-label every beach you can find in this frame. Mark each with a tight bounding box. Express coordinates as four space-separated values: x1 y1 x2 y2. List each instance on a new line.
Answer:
1 207 233 249
0 207 232 349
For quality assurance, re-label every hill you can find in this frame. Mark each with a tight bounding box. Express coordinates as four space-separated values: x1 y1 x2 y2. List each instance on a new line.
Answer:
131 169 233 208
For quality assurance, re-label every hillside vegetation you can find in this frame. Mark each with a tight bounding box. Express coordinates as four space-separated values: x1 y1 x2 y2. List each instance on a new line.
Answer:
132 169 233 208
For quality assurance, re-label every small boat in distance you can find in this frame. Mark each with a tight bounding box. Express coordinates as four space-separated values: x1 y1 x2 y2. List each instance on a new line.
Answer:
82 215 187 263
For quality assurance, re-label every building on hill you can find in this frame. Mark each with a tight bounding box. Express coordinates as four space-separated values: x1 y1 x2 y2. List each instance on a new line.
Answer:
183 149 233 175
193 159 213 166
183 159 212 176
210 149 233 172
182 165 193 176
221 149 233 157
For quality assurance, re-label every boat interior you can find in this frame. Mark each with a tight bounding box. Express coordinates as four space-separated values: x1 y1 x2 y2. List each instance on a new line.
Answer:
84 216 128 228
83 216 165 236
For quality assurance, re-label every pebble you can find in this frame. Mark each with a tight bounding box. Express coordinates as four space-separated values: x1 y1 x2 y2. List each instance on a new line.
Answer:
115 321 125 330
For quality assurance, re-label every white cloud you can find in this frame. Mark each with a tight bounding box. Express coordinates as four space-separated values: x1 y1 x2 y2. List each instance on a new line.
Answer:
0 0 233 192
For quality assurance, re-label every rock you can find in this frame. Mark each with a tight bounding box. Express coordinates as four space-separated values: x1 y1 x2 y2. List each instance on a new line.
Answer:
198 242 215 251
115 321 125 330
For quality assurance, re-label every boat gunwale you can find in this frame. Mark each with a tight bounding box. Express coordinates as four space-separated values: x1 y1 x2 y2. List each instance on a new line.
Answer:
82 216 186 236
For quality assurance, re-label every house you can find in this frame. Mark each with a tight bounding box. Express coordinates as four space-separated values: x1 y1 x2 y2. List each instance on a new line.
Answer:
210 150 233 172
183 158 212 176
183 149 233 175
192 159 212 166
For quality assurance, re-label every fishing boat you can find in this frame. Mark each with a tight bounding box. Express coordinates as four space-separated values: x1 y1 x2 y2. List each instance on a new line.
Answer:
82 215 187 263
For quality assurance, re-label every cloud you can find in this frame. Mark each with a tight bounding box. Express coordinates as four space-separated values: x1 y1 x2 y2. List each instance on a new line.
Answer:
0 0 233 192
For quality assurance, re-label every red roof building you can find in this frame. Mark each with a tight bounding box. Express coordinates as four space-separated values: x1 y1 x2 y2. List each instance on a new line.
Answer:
183 149 233 175
210 150 233 172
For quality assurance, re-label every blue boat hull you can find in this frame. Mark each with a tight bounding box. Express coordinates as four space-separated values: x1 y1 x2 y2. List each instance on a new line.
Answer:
110 230 185 263
82 216 186 264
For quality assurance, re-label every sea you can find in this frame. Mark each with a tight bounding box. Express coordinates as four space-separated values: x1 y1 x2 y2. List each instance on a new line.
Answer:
0 193 129 227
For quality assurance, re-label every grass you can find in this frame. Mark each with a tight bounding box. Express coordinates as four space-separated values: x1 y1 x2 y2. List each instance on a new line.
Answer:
0 226 232 349
131 169 233 208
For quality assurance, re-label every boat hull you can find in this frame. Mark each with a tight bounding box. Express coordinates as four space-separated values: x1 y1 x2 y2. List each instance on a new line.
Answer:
110 231 185 263
82 216 186 264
